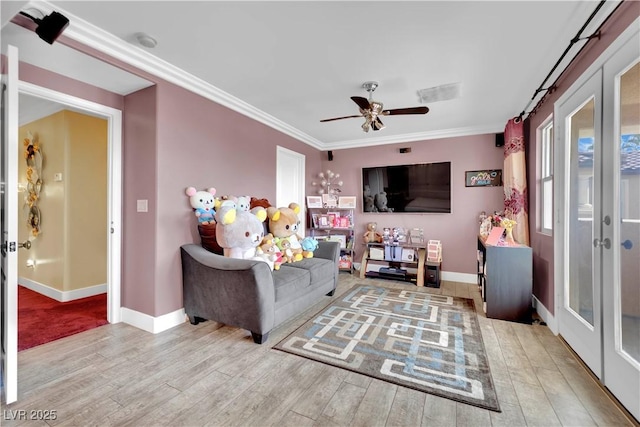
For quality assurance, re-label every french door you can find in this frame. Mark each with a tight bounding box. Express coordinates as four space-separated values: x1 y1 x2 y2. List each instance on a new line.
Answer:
556 23 639 420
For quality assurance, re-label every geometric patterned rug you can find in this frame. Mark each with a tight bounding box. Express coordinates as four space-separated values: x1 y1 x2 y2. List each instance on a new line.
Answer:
274 284 500 412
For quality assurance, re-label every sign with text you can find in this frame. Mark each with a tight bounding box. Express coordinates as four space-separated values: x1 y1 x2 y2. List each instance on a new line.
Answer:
465 169 502 187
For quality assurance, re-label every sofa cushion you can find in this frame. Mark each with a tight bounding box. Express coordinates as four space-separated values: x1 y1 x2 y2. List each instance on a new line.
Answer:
280 257 335 285
272 265 311 307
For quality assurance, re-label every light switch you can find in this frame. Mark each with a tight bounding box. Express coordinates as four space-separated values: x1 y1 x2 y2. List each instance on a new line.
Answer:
53 173 63 182
137 199 148 212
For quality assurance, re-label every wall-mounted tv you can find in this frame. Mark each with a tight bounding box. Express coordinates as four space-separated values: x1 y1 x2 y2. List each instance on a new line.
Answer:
362 162 451 213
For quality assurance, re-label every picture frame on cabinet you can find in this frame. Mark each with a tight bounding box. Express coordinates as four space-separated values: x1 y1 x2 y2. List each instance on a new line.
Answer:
338 196 356 209
318 214 331 228
322 193 338 208
307 196 323 208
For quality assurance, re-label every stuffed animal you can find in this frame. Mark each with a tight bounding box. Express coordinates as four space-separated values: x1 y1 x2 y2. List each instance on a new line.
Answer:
267 202 314 261
185 187 217 224
215 204 267 260
236 196 251 211
363 185 377 212
300 236 319 253
274 237 294 264
374 191 394 212
256 233 283 270
363 222 383 243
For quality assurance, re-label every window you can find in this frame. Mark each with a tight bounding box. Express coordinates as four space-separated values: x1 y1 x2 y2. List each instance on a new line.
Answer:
539 118 553 234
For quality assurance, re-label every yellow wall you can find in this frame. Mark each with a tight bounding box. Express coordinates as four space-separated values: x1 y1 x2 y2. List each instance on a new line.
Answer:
18 110 108 292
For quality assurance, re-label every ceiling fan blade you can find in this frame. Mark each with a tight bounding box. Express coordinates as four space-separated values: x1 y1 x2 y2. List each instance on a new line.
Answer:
372 117 385 131
382 106 430 116
351 96 371 111
320 114 363 122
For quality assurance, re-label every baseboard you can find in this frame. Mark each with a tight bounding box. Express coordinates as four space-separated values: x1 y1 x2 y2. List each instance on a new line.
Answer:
440 271 477 284
121 307 186 334
18 277 107 302
532 295 558 334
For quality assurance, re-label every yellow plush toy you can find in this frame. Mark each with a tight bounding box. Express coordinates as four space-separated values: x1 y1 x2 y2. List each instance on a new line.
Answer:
267 202 313 262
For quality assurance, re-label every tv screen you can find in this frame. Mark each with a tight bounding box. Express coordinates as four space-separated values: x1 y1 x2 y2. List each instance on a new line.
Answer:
362 162 451 213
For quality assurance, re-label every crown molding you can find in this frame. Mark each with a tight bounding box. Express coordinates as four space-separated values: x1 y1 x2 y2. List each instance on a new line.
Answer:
28 1 505 152
326 123 505 150
30 1 325 150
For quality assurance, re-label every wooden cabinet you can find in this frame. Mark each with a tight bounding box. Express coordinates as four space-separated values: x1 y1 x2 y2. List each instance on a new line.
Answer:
477 237 533 322
308 207 354 273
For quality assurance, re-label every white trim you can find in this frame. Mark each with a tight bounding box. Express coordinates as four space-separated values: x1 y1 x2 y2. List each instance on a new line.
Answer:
18 277 107 302
17 81 123 324
121 307 186 334
28 1 505 150
441 271 477 284
533 295 558 335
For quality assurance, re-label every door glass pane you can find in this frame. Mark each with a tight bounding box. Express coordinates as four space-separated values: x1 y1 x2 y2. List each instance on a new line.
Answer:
618 61 640 363
568 98 595 326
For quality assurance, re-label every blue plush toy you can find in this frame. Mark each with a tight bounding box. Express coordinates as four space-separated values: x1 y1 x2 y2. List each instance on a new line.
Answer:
300 236 319 255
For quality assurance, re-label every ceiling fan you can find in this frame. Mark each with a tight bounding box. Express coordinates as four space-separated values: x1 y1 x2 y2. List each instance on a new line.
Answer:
320 81 430 132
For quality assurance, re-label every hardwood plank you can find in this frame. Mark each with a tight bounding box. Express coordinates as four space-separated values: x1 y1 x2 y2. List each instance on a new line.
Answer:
385 386 425 427
287 363 348 420
512 379 562 426
422 394 457 426
350 379 396 427
454 402 492 427
316 381 367 426
488 402 526 427
278 410 315 427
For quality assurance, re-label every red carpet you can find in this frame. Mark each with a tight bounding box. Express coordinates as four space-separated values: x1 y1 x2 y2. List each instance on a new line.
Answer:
18 285 108 351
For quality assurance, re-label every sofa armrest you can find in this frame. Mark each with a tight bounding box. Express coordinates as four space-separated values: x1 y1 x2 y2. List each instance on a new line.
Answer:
314 240 340 264
180 244 276 335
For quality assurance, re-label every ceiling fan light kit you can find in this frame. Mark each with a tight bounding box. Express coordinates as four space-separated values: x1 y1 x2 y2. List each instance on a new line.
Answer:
321 81 429 132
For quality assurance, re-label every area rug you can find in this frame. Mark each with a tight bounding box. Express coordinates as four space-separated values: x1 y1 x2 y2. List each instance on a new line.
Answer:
18 285 108 351
274 284 500 412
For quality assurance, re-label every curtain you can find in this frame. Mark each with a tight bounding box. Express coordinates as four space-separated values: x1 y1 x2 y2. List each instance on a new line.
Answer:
503 118 530 246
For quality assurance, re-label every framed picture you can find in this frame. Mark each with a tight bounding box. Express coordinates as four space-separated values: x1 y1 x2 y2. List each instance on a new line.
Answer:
318 214 331 228
311 213 319 228
465 170 502 187
327 212 339 227
322 193 338 208
327 234 347 249
306 196 323 208
338 196 356 209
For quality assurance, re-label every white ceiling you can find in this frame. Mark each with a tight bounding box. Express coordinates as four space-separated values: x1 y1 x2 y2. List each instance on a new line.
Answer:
4 1 622 150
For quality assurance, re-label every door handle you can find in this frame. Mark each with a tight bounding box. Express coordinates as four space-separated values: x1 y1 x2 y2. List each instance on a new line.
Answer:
593 238 611 249
621 240 633 250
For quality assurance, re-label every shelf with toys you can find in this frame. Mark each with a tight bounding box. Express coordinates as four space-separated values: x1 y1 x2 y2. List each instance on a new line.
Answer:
359 225 442 287
307 206 355 274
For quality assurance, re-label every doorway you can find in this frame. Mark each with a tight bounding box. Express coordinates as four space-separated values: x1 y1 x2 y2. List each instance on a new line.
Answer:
555 22 640 420
17 94 110 350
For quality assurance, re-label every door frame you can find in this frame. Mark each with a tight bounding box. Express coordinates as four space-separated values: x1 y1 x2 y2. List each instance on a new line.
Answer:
276 146 306 231
18 81 122 323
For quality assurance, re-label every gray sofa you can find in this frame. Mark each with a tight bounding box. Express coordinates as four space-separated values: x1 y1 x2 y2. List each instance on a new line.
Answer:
180 240 340 344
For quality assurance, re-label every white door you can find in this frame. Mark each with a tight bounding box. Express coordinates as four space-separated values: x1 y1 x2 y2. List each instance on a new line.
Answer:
276 146 306 231
556 69 603 377
1 44 19 404
556 20 640 420
601 34 640 420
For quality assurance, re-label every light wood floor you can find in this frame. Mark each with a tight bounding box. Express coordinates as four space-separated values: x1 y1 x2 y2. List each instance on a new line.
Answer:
2 274 637 427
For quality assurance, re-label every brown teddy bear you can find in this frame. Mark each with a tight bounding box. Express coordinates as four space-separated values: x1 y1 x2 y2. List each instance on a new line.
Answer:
267 202 313 262
363 222 383 244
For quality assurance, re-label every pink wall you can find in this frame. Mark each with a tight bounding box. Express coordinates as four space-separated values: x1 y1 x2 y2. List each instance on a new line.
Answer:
122 86 158 314
526 1 639 314
321 134 504 274
152 82 323 316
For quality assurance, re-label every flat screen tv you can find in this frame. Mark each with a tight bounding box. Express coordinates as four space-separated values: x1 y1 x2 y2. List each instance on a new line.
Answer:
362 162 451 213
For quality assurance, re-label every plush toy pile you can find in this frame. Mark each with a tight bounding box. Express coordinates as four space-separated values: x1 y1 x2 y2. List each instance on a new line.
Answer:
186 189 317 269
